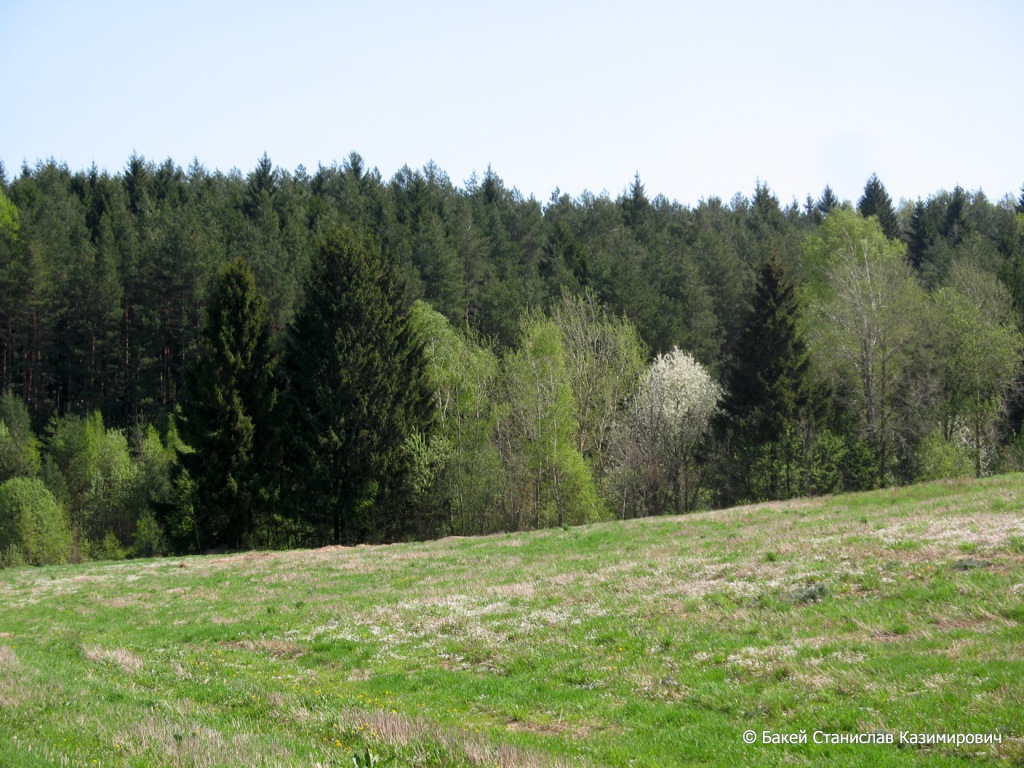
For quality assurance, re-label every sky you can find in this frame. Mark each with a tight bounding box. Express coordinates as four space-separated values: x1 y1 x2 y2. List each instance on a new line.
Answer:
2 0 1022 208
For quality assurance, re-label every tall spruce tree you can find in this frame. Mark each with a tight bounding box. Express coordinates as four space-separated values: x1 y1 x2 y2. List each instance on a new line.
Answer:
725 257 814 443
817 185 840 216
942 185 971 247
907 199 929 271
858 174 900 240
721 257 819 501
175 257 277 551
278 228 433 545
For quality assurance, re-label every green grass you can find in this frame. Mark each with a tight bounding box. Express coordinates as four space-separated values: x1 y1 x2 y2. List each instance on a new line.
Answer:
2 475 1024 766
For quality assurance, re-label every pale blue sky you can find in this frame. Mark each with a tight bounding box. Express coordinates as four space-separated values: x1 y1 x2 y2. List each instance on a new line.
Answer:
3 0 1022 206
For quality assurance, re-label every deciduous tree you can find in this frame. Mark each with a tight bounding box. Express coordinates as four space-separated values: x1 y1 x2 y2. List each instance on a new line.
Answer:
805 210 926 484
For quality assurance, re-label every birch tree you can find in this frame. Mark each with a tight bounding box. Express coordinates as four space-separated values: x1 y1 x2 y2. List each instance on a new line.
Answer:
502 315 601 528
805 210 926 485
934 264 1023 477
551 288 647 477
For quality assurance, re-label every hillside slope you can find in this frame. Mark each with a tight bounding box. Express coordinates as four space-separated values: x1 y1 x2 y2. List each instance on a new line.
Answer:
1 476 1023 766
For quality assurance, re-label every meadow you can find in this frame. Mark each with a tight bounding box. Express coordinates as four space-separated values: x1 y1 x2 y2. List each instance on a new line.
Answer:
1 475 1023 766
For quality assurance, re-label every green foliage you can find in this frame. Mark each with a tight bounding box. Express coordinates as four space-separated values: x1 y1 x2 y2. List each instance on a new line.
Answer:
130 507 168 558
804 209 927 484
94 529 127 561
176 256 278 551
278 229 434 545
720 257 824 503
0 476 72 566
817 185 840 216
916 428 973 481
857 173 899 240
502 315 602 528
409 301 502 535
932 266 1023 477
551 289 647 481
4 155 1024 551
42 411 175 556
0 390 41 482
0 188 19 244
46 411 139 543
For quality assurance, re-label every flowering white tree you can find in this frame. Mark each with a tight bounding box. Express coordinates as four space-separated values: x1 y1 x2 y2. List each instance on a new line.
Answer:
614 348 722 515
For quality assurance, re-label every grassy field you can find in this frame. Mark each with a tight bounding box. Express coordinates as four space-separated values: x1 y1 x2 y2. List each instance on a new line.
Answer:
1 476 1023 767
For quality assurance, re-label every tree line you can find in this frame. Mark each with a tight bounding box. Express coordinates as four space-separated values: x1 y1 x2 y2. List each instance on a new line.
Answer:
1 154 1023 565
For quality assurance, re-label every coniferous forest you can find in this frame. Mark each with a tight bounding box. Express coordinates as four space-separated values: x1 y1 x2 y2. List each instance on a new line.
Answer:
2 153 1024 564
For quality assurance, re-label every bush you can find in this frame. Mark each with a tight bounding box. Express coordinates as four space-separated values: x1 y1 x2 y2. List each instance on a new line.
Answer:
130 508 168 558
0 477 72 566
917 428 973 481
94 530 127 561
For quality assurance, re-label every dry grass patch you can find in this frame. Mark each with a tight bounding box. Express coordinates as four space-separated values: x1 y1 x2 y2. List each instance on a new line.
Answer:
506 717 594 737
223 639 306 659
488 581 535 598
877 512 1024 549
0 645 18 669
121 716 294 767
0 676 43 708
337 707 584 768
83 645 144 673
97 594 143 608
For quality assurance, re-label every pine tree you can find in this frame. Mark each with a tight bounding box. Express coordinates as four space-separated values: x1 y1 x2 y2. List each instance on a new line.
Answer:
857 174 900 240
175 257 277 551
277 229 433 546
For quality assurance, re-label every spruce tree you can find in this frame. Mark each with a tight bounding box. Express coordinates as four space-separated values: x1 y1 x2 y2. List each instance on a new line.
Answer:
278 228 433 546
942 185 971 247
175 257 277 551
907 199 929 271
725 257 813 444
817 185 840 216
722 257 820 501
857 174 900 240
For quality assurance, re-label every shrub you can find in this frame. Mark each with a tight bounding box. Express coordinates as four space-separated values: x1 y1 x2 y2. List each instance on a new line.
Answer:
916 428 973 481
130 508 168 558
0 477 72 566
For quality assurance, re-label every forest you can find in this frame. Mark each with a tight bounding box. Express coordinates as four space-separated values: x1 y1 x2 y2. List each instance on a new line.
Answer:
1 152 1023 564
